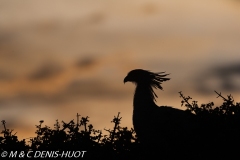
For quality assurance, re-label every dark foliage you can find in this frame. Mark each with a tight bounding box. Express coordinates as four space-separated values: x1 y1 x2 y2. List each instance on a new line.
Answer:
179 91 240 159
0 113 139 159
1 91 240 159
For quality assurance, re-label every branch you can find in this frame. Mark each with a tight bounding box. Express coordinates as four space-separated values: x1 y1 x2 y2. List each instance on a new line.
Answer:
178 91 192 108
111 112 121 143
214 90 228 101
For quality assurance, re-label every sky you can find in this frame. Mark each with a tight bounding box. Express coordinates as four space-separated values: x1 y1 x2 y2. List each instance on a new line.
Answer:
0 0 240 139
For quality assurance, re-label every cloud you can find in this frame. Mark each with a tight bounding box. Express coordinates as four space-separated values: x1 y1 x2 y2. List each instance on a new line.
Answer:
0 70 14 81
195 63 240 94
75 57 96 68
28 62 63 81
0 77 130 107
62 79 128 99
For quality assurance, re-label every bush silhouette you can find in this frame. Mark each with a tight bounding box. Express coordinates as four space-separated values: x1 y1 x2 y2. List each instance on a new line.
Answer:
1 91 240 159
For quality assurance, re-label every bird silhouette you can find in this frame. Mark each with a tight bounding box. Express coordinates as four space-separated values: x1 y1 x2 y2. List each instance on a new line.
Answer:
124 69 196 158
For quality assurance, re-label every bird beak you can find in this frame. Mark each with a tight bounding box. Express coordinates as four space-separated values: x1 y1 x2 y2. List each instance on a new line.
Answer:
123 76 128 84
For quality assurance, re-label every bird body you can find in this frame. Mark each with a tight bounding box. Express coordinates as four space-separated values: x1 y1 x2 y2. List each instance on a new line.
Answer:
124 69 196 158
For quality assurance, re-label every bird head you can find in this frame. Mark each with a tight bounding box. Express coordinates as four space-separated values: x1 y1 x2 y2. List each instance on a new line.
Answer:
124 69 150 84
124 69 170 90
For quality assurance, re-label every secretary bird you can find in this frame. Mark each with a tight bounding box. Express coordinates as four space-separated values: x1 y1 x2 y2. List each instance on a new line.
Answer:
124 69 196 158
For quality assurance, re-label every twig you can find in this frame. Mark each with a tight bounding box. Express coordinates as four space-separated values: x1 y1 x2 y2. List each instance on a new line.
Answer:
1 120 7 137
214 90 228 101
179 91 192 108
61 120 74 131
111 112 121 143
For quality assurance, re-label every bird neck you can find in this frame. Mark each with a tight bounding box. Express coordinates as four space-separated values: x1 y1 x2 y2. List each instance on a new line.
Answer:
133 84 157 111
